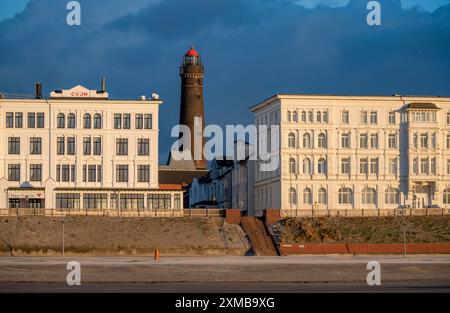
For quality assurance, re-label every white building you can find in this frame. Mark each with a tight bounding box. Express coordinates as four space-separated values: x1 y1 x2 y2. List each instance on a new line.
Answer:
251 94 450 217
0 83 183 215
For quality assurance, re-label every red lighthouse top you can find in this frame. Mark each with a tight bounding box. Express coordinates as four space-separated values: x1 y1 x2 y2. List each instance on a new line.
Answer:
185 47 199 57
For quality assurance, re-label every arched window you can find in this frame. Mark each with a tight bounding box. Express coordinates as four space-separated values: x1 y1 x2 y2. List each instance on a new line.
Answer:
303 158 311 175
317 158 327 174
317 111 322 123
287 111 291 122
385 187 399 204
318 133 327 148
57 113 65 128
362 188 376 205
67 113 76 128
303 133 311 148
323 111 328 123
288 133 296 148
318 188 327 204
308 111 313 122
301 111 307 123
443 188 450 204
338 187 353 204
303 188 312 205
447 112 450 125
289 158 296 174
293 111 298 122
93 113 102 129
83 113 91 129
289 188 297 205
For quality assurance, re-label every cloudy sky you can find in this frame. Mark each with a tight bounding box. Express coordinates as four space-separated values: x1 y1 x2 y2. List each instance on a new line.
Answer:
0 0 449 162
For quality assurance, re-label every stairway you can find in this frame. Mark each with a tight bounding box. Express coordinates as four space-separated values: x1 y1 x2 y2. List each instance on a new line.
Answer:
240 216 279 256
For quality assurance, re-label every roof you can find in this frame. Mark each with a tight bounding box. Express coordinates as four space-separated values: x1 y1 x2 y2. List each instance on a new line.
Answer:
406 102 440 110
186 47 199 57
158 167 209 186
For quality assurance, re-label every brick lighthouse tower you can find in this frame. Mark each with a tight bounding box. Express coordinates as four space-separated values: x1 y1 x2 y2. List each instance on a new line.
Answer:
179 47 207 169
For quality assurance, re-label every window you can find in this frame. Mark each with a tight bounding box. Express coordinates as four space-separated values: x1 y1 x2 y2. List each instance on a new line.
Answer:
308 111 313 122
388 158 397 175
341 158 350 174
431 133 436 149
292 111 298 122
413 157 418 175
389 111 396 124
116 138 128 156
444 188 450 205
288 133 296 148
385 188 399 205
30 164 42 181
116 165 129 182
123 114 131 129
447 159 450 175
420 133 428 148
144 114 153 129
67 113 76 128
93 137 101 155
447 134 450 149
447 112 450 124
360 158 368 175
303 188 312 205
30 137 42 155
57 137 65 155
174 194 181 210
318 188 327 204
341 133 350 148
317 158 327 174
56 193 80 209
370 134 378 149
83 194 107 210
303 158 311 175
88 165 97 182
302 133 311 148
370 158 378 175
6 112 13 128
15 113 23 128
114 113 122 129
318 133 327 148
362 188 376 205
323 111 328 123
301 111 306 123
8 164 20 181
137 165 150 182
138 138 149 156
8 137 20 154
360 111 367 124
93 113 102 129
388 134 397 149
431 157 436 175
57 113 65 128
289 158 296 174
287 111 291 122
147 194 171 210
420 158 428 174
83 113 91 129
67 137 75 155
359 133 368 148
413 133 418 148
370 111 377 124
316 111 322 123
28 112 36 128
83 137 91 155
61 165 70 182
135 114 143 129
288 188 297 205
338 187 352 205
37 113 44 128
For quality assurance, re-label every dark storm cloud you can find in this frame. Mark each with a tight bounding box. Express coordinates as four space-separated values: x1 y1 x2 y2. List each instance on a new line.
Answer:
0 0 449 161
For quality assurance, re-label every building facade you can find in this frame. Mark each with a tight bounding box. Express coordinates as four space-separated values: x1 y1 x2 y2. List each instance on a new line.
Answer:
251 95 450 216
0 83 183 215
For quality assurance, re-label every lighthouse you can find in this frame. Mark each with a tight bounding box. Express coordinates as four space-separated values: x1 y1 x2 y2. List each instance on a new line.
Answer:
178 47 207 170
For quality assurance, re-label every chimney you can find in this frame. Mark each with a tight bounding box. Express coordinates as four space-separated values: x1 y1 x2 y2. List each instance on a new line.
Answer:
35 82 42 99
101 77 106 93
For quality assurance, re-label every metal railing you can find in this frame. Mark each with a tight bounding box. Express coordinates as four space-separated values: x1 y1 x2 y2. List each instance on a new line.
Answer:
0 208 184 217
183 209 225 217
281 208 450 218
